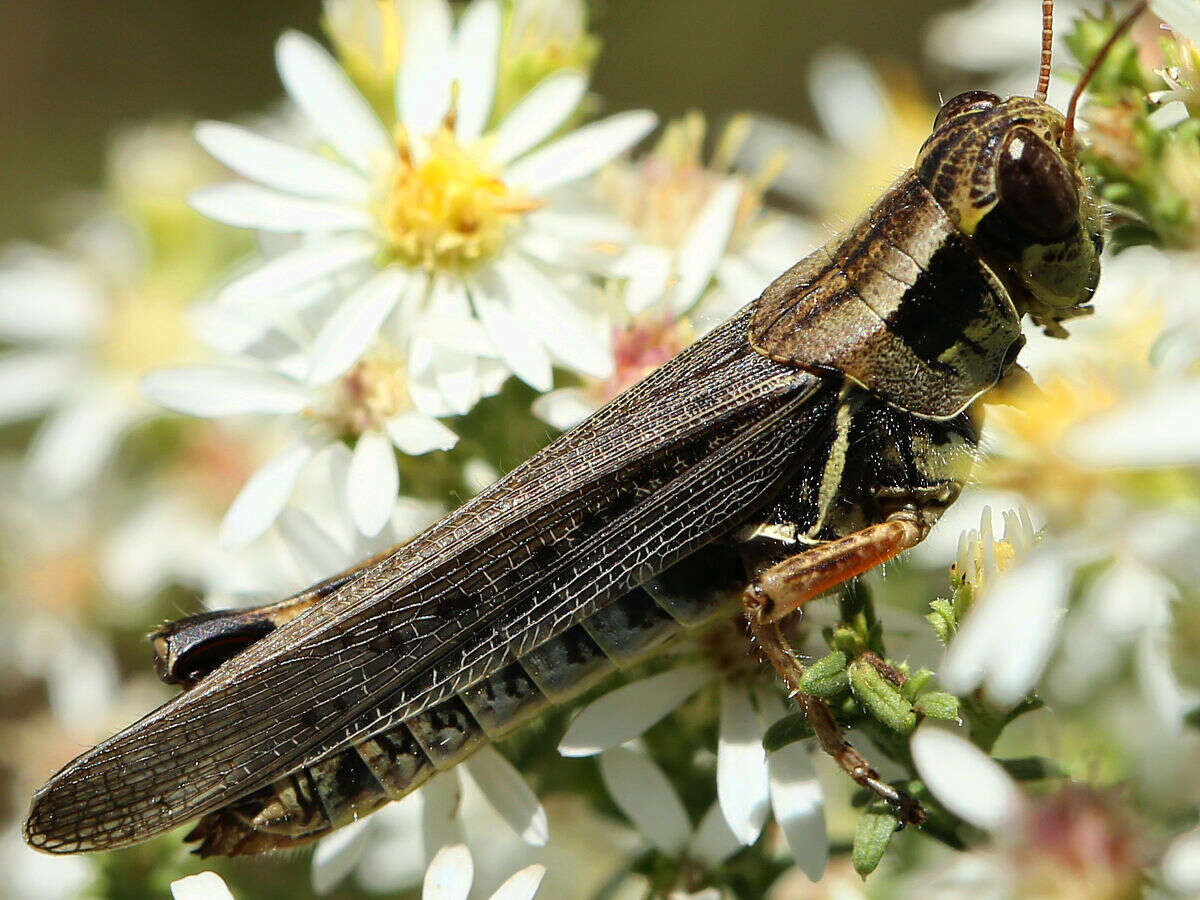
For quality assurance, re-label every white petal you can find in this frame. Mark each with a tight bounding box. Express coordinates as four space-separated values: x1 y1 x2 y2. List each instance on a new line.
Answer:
610 245 672 315
767 742 827 882
669 180 743 315
433 350 482 415
559 666 713 756
1163 827 1200 895
453 0 501 143
217 235 377 306
220 439 317 548
307 268 409 384
195 121 370 203
461 746 549 846
489 864 547 900
275 30 391 172
911 724 1022 833
531 387 595 431
142 365 310 417
491 71 588 165
0 351 80 423
1157 0 1200 43
348 430 399 536
311 820 371 895
421 773 467 861
0 250 103 342
399 0 455 137
598 746 691 854
492 256 612 379
422 843 473 900
470 278 553 391
190 183 372 233
278 508 352 582
171 872 236 900
941 551 1070 707
384 410 458 455
1063 378 1200 468
504 111 657 195
809 48 888 153
717 684 770 845
26 389 137 496
688 802 744 868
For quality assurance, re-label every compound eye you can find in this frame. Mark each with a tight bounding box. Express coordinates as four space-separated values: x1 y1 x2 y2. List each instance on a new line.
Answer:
997 126 1079 241
933 90 1001 131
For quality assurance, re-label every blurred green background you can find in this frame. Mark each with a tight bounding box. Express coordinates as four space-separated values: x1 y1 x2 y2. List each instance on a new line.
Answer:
0 0 959 242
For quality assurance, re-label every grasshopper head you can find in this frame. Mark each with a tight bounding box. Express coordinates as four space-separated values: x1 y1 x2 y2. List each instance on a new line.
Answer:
916 91 1104 337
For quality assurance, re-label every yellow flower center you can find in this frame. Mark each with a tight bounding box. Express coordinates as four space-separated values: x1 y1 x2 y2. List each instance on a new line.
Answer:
379 127 539 271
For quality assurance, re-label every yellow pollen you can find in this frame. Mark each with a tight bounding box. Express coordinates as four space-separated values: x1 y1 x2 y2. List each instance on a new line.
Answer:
379 128 539 271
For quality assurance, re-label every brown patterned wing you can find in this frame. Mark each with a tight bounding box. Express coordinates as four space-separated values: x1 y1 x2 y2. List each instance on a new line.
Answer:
749 170 1023 419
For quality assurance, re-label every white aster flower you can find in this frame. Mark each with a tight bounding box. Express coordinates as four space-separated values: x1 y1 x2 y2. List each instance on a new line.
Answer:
940 506 1071 707
559 661 828 881
534 113 817 431
0 230 173 496
421 843 545 900
737 49 936 223
1162 825 1200 896
144 322 465 546
171 872 236 900
192 0 644 402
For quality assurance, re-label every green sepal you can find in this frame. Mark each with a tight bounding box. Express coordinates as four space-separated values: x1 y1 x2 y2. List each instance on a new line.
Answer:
762 713 814 753
926 598 956 644
996 756 1068 781
849 660 917 734
901 668 933 701
852 802 898 879
799 651 850 699
831 626 865 657
914 691 959 721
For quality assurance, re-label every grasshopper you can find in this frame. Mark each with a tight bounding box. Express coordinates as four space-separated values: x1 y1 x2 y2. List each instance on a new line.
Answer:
25 0 1146 858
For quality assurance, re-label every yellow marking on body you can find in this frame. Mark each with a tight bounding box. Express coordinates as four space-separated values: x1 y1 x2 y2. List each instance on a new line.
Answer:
806 385 855 540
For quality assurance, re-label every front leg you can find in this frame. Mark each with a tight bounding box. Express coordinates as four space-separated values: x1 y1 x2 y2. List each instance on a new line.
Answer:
743 508 933 825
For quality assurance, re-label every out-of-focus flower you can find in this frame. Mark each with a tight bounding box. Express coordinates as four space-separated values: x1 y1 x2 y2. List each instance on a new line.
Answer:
497 0 598 121
1162 825 1200 895
0 828 92 900
559 656 828 881
534 113 816 430
144 327 464 544
421 843 545 900
738 50 936 223
909 743 1144 900
925 0 1082 106
192 0 642 409
170 872 236 900
0 121 240 498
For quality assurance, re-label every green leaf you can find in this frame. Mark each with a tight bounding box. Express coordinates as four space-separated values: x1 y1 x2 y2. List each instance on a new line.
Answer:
763 713 814 752
852 804 898 878
901 668 933 701
849 659 917 734
799 651 849 699
914 691 959 721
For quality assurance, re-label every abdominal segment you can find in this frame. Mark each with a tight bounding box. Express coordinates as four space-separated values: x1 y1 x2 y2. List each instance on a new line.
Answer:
178 566 743 856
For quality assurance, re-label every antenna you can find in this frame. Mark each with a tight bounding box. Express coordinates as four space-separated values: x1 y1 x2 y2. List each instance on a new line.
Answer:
1035 0 1054 101
1062 1 1149 156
